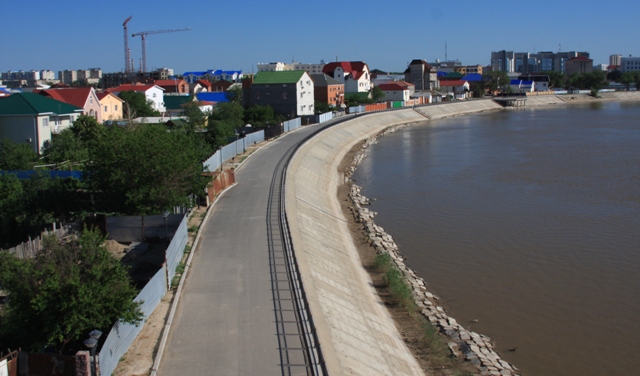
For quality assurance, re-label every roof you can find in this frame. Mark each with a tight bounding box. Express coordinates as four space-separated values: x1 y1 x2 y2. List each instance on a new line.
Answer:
96 92 125 102
108 84 161 93
462 73 483 82
0 92 82 116
322 61 369 78
164 95 194 109
155 79 186 87
182 71 208 76
510 80 533 85
167 119 189 127
439 80 468 87
196 92 229 103
406 59 433 70
442 72 464 79
196 79 212 87
310 74 342 87
568 56 592 62
39 87 94 108
253 71 307 84
377 81 415 91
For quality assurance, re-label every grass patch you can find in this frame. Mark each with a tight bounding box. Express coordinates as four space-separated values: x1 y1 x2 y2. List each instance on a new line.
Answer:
184 245 191 254
175 261 185 275
422 319 452 367
188 225 198 233
374 252 416 313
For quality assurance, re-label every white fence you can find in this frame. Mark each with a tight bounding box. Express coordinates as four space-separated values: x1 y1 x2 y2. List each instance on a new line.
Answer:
348 105 366 114
99 213 189 376
314 111 334 123
203 130 266 172
283 118 301 132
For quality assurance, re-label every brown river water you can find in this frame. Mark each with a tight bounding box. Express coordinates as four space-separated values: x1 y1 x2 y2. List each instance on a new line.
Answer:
351 101 640 375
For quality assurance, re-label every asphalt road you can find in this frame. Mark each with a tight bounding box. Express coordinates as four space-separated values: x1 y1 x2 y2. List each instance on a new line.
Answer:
158 123 331 376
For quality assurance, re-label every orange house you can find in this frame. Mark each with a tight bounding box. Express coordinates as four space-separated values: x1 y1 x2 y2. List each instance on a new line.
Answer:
310 73 344 108
154 79 189 94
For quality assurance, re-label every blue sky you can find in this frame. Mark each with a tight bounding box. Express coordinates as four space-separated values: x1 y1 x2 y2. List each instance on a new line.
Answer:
2 0 639 76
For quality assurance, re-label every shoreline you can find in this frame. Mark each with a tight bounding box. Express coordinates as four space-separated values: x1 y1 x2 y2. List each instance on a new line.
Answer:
339 126 521 376
335 92 640 375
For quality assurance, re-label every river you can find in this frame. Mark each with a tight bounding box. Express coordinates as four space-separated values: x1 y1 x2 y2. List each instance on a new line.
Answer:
351 101 640 375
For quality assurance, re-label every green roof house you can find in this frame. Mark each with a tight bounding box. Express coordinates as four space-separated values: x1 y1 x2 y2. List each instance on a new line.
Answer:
250 71 314 117
0 92 83 153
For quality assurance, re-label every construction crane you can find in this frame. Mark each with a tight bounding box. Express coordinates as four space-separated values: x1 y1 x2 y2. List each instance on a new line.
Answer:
131 27 191 73
123 16 133 73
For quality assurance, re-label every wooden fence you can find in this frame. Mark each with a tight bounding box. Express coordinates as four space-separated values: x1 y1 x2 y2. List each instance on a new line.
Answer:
3 222 80 259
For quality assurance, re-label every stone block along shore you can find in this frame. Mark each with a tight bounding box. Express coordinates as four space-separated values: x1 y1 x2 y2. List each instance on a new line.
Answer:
285 94 640 375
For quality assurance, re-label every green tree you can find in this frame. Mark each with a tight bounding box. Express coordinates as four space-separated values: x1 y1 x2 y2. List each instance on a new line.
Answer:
226 86 243 104
71 114 106 144
244 104 274 128
42 129 89 166
88 124 208 216
542 71 566 89
314 101 332 114
607 69 622 83
118 90 160 119
483 71 510 94
0 138 38 170
0 229 143 353
620 72 640 91
0 174 24 246
183 102 208 129
371 86 385 102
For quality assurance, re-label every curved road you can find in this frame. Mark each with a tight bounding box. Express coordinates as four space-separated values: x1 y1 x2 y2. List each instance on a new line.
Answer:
158 120 341 375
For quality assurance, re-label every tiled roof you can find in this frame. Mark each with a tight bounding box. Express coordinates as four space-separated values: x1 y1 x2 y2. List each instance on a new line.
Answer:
377 81 414 91
39 87 93 108
108 84 159 93
196 79 212 87
253 71 306 84
310 74 342 87
96 92 124 102
0 92 82 115
155 79 186 87
439 80 467 87
322 61 369 78
569 56 592 61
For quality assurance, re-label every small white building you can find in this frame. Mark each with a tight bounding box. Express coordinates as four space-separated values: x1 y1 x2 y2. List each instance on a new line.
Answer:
107 84 166 113
377 81 415 102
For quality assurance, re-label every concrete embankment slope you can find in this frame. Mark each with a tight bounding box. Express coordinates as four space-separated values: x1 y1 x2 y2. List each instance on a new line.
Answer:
285 100 502 375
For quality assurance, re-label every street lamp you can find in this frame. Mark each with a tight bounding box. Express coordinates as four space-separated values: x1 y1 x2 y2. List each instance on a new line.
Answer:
83 329 102 376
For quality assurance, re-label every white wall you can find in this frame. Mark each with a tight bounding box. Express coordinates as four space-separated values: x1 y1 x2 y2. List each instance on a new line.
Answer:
296 72 315 116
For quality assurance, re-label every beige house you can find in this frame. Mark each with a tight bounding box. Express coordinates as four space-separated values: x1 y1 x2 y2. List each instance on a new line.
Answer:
97 92 124 121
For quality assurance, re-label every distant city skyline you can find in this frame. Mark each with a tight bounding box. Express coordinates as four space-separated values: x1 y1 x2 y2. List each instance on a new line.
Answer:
2 0 639 76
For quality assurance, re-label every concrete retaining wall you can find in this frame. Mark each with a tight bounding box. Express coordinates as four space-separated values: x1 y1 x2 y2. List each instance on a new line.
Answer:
285 100 504 375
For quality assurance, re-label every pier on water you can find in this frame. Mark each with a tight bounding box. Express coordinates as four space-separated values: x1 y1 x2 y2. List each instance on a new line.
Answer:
493 96 527 108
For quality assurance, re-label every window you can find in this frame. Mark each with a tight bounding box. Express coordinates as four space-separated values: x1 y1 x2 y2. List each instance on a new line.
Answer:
104 106 108 112
282 93 287 99
256 93 260 100
115 105 118 111
153 93 157 97
43 118 49 127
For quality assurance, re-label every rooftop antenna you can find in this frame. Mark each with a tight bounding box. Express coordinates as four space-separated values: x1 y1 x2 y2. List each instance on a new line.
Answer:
445 41 448 61
559 43 562 52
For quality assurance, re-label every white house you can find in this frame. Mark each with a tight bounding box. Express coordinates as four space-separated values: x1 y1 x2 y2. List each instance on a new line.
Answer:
107 84 166 113
439 80 470 99
322 61 371 93
377 81 415 102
